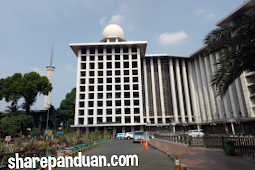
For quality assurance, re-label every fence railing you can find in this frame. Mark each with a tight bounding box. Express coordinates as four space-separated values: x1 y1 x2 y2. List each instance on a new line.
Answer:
154 134 255 158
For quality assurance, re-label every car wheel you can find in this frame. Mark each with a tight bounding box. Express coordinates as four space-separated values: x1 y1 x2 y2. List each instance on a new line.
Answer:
127 137 130 140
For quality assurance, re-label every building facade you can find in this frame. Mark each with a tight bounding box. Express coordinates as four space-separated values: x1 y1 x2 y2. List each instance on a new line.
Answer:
70 0 255 135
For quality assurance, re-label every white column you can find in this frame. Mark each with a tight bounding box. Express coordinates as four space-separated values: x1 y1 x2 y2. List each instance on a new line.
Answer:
182 60 192 123
103 48 107 123
137 47 144 124
228 83 240 118
84 49 90 125
187 60 199 121
112 47 116 122
240 73 254 117
131 126 134 132
194 58 207 122
209 53 225 120
235 77 247 117
75 49 81 125
169 58 178 123
158 58 166 124
150 58 158 124
143 58 150 123
94 48 98 125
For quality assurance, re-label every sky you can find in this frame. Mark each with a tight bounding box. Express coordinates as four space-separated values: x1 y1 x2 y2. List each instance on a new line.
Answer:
0 0 245 112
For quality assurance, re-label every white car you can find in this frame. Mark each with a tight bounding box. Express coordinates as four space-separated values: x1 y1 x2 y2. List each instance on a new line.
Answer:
185 129 204 137
125 132 134 139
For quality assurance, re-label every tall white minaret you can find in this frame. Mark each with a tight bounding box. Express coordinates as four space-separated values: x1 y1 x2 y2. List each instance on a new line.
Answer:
44 45 55 110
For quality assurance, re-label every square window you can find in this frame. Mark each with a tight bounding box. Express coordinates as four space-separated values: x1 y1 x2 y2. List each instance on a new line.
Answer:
133 92 139 98
79 118 84 125
98 86 103 91
124 62 129 68
80 94 85 99
98 78 103 83
115 55 120 60
115 70 120 75
107 55 112 60
106 93 112 99
80 79 85 84
98 93 103 99
98 56 103 60
124 70 129 75
90 56 94 61
90 48 95 54
133 77 138 82
134 100 139 105
107 101 112 106
107 71 112 76
81 71 86 77
89 71 94 76
79 102 84 107
97 109 103 115
81 56 86 61
106 109 112 115
98 101 103 107
107 62 112 68
98 71 103 76
115 78 120 83
81 63 86 69
124 100 130 106
81 49 86 54
115 47 120 53
132 55 137 59
134 108 140 114
125 108 130 114
107 47 112 53
132 62 137 68
115 85 121 90
97 117 102 123
89 93 94 99
88 110 93 115
125 116 131 123
107 85 112 91
89 78 94 84
79 110 84 115
80 86 85 92
115 62 120 68
89 86 94 91
98 63 103 69
132 47 137 52
123 47 128 53
132 70 138 75
124 85 130 90
107 78 112 83
124 77 129 83
90 63 94 69
133 84 138 90
115 92 121 98
116 100 121 106
88 118 93 124
116 109 121 114
124 92 130 98
124 55 129 60
107 117 112 122
88 101 94 107
98 48 103 54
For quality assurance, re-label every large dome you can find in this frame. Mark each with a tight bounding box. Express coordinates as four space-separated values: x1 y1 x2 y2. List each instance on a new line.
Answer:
103 23 124 39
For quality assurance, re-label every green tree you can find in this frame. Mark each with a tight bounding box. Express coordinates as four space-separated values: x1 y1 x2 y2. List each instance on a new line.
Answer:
0 112 34 136
59 88 76 131
204 6 255 98
0 72 52 114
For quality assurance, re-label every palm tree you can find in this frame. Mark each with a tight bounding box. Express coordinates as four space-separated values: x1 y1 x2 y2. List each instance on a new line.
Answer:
204 6 255 98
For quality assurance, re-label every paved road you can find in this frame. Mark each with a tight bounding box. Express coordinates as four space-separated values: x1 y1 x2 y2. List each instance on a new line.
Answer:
55 139 175 170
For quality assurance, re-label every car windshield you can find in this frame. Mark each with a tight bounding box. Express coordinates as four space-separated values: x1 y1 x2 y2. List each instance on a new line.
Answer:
134 132 143 135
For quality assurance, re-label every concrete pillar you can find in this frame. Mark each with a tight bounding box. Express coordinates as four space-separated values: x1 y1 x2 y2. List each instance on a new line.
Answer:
235 77 247 117
158 58 166 124
143 58 150 123
187 60 199 121
169 58 178 123
113 127 116 138
194 58 207 121
95 127 98 132
140 125 144 131
209 53 225 120
131 126 134 132
176 59 186 123
122 126 125 133
199 55 212 121
182 60 192 123
150 58 158 124
76 127 81 136
228 83 241 118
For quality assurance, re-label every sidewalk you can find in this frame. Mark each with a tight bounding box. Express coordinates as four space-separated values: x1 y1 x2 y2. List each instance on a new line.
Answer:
148 138 255 170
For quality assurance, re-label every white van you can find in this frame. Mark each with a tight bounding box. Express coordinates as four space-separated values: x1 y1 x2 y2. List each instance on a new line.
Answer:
185 129 204 137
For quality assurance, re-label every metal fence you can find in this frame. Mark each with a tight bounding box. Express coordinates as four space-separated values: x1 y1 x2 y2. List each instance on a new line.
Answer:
154 134 255 158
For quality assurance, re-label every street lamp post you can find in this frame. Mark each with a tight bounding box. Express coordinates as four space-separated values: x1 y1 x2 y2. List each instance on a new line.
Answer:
45 104 50 136
171 122 177 133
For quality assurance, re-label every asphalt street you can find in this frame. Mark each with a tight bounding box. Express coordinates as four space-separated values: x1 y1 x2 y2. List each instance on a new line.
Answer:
55 139 175 170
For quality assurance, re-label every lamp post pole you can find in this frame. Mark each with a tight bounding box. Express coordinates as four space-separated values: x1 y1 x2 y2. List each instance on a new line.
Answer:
46 104 50 136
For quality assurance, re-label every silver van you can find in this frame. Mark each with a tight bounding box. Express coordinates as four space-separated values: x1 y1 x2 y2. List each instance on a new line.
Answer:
133 131 144 143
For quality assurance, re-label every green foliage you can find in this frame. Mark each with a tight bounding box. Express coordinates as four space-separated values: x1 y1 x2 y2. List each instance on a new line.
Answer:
0 72 52 114
30 128 40 136
204 6 255 98
0 112 34 136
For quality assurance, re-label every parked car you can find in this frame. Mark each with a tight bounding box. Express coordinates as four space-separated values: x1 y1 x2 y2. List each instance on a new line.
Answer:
125 132 134 139
185 129 204 137
116 133 125 139
133 131 144 143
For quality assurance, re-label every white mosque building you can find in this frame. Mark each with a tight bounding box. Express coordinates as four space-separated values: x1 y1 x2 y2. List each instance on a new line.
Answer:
70 0 255 135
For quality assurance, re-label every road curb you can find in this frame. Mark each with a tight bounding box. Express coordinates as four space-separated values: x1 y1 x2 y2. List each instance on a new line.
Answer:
148 143 191 170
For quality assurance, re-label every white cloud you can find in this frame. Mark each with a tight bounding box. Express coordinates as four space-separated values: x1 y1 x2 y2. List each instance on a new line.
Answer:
100 17 108 27
33 67 46 76
120 3 126 13
158 31 188 45
110 14 125 25
196 8 204 16
65 65 76 72
207 13 215 19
